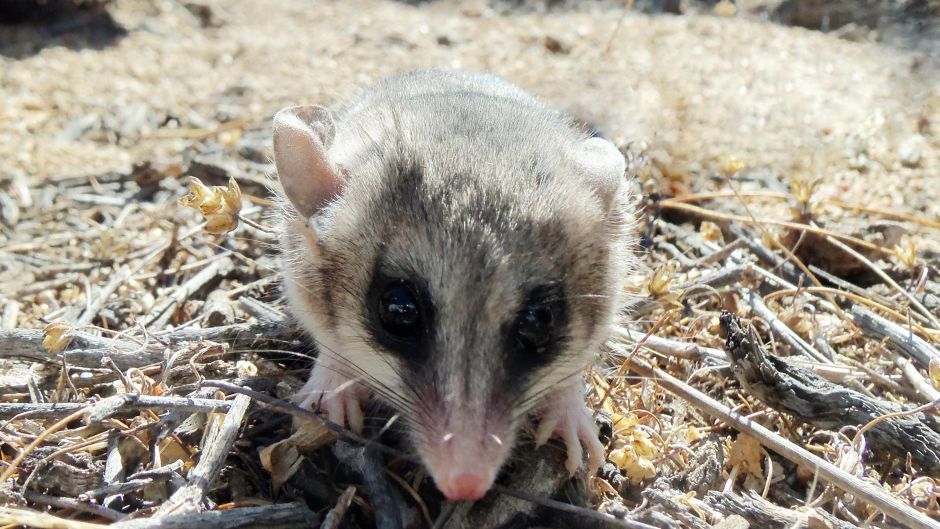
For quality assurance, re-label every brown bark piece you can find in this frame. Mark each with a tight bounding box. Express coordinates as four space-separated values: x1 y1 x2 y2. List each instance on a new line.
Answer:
720 311 940 475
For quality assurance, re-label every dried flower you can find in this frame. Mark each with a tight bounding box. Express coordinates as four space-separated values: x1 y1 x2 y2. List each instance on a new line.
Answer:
42 321 73 353
648 260 678 297
721 156 744 175
894 238 918 269
790 176 821 207
713 0 736 16
179 176 242 234
699 221 722 242
608 413 660 484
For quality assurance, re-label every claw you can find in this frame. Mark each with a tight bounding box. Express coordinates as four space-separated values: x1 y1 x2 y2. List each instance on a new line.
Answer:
534 411 558 447
294 361 365 433
535 382 605 476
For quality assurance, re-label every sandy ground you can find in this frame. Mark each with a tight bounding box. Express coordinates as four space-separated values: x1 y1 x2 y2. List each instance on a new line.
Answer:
1 3 940 526
1 0 938 214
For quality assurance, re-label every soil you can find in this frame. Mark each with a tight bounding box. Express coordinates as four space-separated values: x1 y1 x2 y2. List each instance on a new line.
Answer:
1 1 939 528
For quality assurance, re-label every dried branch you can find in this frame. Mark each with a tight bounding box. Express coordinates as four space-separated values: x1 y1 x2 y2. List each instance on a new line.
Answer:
619 350 940 529
319 485 357 529
721 311 940 474
0 394 233 424
740 288 830 363
148 393 250 518
852 305 940 368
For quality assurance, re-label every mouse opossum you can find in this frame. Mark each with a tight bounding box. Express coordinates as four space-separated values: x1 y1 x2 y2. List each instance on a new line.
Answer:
273 70 637 501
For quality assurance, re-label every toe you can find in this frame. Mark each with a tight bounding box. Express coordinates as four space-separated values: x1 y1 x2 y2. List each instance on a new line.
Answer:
324 394 346 427
578 415 605 473
346 396 364 433
535 414 557 447
562 424 582 476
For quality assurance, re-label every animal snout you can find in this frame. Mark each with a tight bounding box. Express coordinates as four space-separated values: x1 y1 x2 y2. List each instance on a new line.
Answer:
422 429 506 501
440 472 489 501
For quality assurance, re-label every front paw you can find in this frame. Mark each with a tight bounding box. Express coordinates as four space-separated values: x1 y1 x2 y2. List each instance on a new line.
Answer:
294 365 365 433
534 385 605 476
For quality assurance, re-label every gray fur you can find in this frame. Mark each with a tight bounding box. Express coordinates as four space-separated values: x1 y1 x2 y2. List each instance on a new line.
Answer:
276 69 638 465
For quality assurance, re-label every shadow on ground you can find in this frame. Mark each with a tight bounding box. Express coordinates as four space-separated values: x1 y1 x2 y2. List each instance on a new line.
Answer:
0 1 126 59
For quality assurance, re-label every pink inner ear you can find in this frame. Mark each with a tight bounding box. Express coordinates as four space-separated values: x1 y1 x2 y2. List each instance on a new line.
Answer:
272 105 343 218
574 137 625 211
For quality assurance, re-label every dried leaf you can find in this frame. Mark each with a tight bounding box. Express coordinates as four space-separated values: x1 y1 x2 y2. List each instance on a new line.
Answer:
258 440 303 491
159 437 194 471
236 360 258 378
42 321 74 353
728 434 763 478
259 419 335 490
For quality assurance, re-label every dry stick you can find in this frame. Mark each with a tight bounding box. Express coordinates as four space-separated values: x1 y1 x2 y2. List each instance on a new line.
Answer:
81 477 161 500
658 200 893 256
662 191 940 230
147 394 251 519
852 396 940 465
0 507 106 529
630 265 744 318
595 310 677 414
0 319 299 370
0 407 87 484
238 296 288 323
319 486 357 529
1 300 18 330
723 312 940 474
809 265 898 316
725 198 849 327
892 354 940 402
622 356 940 529
1 503 321 529
822 232 940 330
384 469 433 528
200 382 652 528
613 325 726 362
764 286 940 340
852 305 940 368
602 0 636 54
430 501 458 529
140 256 235 329
490 485 660 529
73 264 133 327
741 288 829 363
824 198 940 230
22 490 125 522
198 380 416 462
0 394 233 421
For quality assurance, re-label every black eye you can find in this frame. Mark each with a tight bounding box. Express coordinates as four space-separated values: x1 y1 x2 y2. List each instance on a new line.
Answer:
515 302 555 355
377 281 422 338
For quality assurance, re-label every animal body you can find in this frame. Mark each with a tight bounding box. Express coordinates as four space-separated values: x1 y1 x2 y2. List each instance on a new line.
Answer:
273 70 637 501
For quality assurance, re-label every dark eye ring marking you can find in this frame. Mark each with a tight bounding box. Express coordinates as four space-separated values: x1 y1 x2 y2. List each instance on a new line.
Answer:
367 272 434 361
511 285 565 359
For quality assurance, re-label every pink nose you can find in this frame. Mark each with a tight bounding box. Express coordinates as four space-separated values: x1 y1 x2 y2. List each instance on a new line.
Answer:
441 473 488 501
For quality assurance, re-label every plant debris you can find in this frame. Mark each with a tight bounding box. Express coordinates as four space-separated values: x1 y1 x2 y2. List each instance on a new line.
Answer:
2 1 940 528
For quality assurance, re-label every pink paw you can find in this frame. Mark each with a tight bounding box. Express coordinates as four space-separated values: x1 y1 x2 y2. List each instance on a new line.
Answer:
534 385 604 476
294 365 365 433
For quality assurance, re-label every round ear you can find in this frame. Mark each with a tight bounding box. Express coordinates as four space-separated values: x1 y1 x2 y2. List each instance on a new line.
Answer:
273 105 342 218
572 137 626 212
